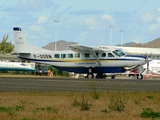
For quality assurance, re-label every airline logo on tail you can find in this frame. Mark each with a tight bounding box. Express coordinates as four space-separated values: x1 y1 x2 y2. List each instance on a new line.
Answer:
13 27 22 31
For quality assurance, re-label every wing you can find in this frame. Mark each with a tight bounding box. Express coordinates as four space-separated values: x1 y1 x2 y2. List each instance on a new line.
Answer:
69 44 109 66
69 44 98 53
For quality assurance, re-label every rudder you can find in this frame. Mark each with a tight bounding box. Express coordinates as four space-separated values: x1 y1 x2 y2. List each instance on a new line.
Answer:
13 27 30 53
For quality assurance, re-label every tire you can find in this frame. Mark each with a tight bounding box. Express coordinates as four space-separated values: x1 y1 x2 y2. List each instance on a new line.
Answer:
111 75 115 79
96 73 104 78
137 74 143 79
87 73 94 79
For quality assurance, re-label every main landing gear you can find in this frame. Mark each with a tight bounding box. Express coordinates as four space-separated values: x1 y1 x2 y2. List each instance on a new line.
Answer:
96 73 104 78
86 67 116 79
86 73 116 79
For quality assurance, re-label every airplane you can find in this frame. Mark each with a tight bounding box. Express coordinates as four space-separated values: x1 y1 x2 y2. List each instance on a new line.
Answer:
12 27 149 79
0 60 35 71
143 60 160 76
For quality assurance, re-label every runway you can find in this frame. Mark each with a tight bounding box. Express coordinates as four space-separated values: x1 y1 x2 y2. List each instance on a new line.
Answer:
0 76 160 92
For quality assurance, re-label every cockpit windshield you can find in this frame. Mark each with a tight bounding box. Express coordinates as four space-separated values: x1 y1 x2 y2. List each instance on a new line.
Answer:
112 49 126 57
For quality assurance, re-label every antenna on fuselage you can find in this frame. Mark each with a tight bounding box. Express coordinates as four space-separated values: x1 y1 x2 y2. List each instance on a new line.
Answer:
109 25 114 46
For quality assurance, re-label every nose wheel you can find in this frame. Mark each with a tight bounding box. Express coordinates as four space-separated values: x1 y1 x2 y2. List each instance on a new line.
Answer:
137 74 143 79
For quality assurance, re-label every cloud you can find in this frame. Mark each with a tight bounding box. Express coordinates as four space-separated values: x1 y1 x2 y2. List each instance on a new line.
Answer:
141 13 155 23
15 0 55 12
70 9 103 15
79 17 97 30
30 25 43 32
149 10 160 34
101 14 114 24
149 23 160 34
75 31 88 42
37 16 48 24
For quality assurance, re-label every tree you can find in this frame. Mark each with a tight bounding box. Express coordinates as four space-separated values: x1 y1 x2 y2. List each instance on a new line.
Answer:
0 35 14 53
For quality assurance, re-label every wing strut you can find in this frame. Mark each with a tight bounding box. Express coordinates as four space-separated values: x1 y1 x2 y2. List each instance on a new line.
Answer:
93 51 102 66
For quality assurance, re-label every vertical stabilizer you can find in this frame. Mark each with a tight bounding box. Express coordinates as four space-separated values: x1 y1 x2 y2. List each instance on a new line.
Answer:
13 27 30 53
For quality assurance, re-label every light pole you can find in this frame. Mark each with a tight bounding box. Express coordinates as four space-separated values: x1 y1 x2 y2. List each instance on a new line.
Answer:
109 26 113 46
54 20 59 51
120 30 124 47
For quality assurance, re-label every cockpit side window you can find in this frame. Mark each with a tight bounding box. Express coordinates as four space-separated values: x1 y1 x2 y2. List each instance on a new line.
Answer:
108 53 114 57
113 49 126 57
116 49 126 56
113 50 120 56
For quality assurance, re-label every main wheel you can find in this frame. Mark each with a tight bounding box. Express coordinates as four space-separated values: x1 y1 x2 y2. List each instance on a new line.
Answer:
96 73 104 78
87 73 94 79
111 75 115 79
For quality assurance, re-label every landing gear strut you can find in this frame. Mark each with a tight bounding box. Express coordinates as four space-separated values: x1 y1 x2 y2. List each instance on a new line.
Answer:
87 67 94 79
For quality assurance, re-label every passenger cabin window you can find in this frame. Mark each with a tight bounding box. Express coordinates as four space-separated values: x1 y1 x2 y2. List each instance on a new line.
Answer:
108 53 114 57
101 53 106 57
61 54 66 58
84 53 90 58
55 54 60 58
68 54 73 58
75 53 80 58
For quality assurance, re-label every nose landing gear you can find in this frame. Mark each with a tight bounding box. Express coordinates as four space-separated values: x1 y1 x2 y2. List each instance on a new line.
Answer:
137 74 143 79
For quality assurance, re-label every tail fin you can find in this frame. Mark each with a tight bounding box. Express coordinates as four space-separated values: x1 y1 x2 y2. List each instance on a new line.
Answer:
13 27 31 53
13 27 52 54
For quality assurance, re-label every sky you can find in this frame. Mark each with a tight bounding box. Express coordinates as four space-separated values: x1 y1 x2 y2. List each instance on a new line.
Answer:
1 0 160 48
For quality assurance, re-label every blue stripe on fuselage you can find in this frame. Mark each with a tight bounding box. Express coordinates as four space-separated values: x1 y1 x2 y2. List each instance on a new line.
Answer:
53 66 125 74
125 54 147 59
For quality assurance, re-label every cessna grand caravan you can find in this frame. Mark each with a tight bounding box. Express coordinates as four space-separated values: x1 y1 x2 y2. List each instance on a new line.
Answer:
12 27 149 79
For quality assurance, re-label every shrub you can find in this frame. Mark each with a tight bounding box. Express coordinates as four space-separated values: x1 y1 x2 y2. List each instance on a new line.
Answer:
141 108 160 119
88 81 100 99
108 92 128 112
71 94 92 111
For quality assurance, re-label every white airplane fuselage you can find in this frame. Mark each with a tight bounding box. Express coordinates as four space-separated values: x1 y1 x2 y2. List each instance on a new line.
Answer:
16 49 147 74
